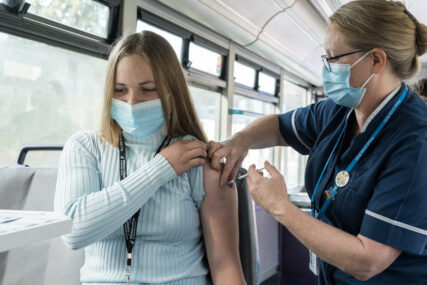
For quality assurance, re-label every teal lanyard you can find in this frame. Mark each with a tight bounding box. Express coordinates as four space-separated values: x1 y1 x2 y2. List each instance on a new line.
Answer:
311 86 408 220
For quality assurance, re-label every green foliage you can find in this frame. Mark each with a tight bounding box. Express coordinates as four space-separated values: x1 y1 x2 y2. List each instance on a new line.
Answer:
28 0 109 37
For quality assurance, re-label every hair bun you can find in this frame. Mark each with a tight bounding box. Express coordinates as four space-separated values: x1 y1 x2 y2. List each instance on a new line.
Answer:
403 9 418 24
403 9 427 56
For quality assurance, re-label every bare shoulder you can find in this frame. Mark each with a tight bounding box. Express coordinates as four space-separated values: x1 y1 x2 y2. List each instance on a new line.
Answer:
203 160 237 199
203 161 220 188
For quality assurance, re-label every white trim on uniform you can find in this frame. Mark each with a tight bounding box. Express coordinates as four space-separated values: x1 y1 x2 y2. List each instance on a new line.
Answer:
291 109 311 151
361 85 401 132
365 209 427 236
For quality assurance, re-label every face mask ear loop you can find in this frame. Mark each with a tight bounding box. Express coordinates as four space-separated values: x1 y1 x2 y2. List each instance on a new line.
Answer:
350 51 371 68
361 74 374 89
354 73 375 108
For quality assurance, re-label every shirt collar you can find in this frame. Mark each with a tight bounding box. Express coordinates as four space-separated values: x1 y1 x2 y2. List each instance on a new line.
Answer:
345 84 402 132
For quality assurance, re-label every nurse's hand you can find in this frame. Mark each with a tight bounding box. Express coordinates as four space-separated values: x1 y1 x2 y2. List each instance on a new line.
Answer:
247 161 289 216
207 138 248 187
160 140 207 176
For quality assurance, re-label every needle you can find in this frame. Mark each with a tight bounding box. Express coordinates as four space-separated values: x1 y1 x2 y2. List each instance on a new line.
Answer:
226 167 265 185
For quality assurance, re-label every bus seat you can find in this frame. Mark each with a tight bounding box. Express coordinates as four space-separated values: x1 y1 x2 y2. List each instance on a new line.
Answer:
0 164 84 285
235 168 260 285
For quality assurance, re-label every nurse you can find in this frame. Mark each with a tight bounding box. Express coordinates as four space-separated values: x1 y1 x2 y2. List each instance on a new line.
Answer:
208 0 427 283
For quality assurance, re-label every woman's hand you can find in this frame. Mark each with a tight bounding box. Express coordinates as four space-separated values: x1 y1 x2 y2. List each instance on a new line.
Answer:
248 163 403 282
160 140 207 175
247 160 290 216
208 114 286 186
207 137 249 186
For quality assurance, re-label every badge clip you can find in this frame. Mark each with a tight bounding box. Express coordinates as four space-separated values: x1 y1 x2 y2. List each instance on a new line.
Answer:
325 187 337 200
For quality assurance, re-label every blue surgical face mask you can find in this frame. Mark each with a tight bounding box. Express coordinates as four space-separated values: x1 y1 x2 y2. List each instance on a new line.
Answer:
111 98 165 138
322 52 374 108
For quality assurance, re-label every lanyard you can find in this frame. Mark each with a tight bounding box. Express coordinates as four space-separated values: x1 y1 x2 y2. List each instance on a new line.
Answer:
311 86 408 220
119 133 170 283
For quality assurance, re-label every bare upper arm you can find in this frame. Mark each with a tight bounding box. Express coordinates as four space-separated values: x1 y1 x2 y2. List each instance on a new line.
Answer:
203 161 236 194
201 161 238 224
278 132 287 146
273 114 287 146
200 161 244 283
356 234 402 280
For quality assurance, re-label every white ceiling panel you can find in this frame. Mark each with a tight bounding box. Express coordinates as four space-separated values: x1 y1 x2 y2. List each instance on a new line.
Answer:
222 0 282 29
155 0 426 86
264 13 320 58
158 0 255 44
288 0 328 43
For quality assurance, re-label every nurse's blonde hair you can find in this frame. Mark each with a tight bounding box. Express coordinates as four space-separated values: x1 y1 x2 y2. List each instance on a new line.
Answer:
100 31 207 146
330 0 427 80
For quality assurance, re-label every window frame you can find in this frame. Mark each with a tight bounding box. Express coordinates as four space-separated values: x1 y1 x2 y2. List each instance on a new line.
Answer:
234 54 280 101
0 0 121 59
138 8 227 86
234 84 279 104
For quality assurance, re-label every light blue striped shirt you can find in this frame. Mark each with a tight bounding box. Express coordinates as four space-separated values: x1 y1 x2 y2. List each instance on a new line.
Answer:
54 124 209 284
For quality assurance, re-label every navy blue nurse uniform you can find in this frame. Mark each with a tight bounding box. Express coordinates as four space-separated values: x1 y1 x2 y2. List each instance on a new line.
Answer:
278 84 427 284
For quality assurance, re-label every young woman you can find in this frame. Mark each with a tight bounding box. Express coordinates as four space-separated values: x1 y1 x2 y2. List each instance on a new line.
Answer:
54 31 245 285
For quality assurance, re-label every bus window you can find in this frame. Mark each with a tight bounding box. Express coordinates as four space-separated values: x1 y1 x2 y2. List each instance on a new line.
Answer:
0 32 106 167
234 61 255 88
27 0 110 38
189 43 223 76
137 20 183 61
189 85 221 141
281 81 308 190
258 72 276 95
231 94 275 169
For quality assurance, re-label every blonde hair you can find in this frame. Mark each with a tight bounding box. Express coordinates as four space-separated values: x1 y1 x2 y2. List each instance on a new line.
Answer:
100 31 207 146
330 0 427 80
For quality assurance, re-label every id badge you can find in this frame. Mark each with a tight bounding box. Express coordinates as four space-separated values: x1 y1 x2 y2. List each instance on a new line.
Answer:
309 250 320 276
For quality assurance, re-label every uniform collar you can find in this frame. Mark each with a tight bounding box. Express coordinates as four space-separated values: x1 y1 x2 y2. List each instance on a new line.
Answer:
345 84 402 132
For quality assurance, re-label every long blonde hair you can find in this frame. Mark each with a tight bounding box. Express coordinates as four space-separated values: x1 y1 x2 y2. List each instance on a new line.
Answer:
330 0 427 80
100 31 207 146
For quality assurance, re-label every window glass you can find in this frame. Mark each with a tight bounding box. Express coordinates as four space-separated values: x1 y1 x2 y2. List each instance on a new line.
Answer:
234 61 255 87
189 43 222 76
233 96 279 284
232 114 274 170
258 72 276 94
189 86 221 141
233 94 275 114
281 81 308 190
281 81 307 113
137 21 182 61
232 95 275 169
0 32 106 167
27 0 110 38
281 148 305 190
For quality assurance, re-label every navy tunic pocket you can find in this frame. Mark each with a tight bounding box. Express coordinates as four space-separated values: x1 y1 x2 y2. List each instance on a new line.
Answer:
336 185 371 235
